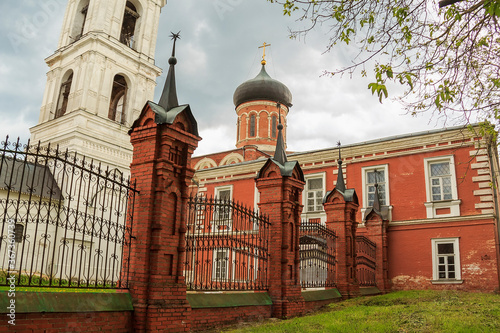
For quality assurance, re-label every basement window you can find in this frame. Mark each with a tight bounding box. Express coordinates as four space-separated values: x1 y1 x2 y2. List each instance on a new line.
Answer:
14 223 24 243
120 2 139 49
431 238 463 284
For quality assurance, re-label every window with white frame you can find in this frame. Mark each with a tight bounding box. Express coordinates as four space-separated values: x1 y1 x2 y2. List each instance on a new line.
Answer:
424 156 460 218
362 166 389 207
212 248 229 281
429 162 453 201
213 186 232 229
431 238 461 282
304 175 324 213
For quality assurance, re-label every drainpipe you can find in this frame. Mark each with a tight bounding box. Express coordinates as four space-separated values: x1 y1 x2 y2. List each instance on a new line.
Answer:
487 138 500 292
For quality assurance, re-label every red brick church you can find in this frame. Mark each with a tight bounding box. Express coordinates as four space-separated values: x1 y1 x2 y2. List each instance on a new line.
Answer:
190 57 500 293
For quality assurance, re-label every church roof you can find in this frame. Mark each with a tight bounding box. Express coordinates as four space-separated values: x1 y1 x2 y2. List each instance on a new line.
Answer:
0 157 62 200
233 64 292 107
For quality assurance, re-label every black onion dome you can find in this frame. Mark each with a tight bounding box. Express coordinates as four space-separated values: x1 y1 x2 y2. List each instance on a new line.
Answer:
233 65 292 107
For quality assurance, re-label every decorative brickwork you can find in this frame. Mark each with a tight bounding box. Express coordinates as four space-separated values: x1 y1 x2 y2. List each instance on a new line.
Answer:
0 311 132 333
256 159 305 318
128 103 201 332
190 305 271 332
363 213 390 293
323 189 361 299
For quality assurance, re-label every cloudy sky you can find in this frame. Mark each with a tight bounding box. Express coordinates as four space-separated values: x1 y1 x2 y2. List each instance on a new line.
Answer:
0 0 465 156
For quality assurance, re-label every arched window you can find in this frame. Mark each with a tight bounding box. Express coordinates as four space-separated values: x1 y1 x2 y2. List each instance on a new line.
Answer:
272 115 277 138
70 0 89 42
108 75 128 124
55 71 73 119
237 118 240 141
120 1 139 48
250 114 256 137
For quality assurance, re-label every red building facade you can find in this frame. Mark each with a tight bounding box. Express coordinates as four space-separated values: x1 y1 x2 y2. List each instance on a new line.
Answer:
191 61 500 293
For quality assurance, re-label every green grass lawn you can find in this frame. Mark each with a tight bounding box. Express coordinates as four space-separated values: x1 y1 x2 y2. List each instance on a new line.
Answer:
224 290 500 332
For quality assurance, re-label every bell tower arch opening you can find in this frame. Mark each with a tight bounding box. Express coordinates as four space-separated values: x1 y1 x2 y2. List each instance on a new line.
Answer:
108 74 129 125
55 70 74 119
70 0 90 42
120 1 141 49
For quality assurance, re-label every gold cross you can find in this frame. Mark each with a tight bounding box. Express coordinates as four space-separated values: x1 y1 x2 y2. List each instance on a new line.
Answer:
258 42 271 65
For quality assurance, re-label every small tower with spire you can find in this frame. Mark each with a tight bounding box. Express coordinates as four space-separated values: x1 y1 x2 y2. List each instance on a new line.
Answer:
128 33 199 332
335 141 346 192
254 100 305 318
323 142 361 299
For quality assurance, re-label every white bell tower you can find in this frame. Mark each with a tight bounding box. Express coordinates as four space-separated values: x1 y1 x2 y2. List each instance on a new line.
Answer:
30 0 167 170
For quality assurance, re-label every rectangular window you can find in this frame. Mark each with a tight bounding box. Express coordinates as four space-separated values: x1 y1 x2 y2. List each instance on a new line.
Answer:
14 223 24 243
213 186 233 229
195 197 206 226
432 238 461 282
362 165 389 208
366 169 387 206
305 177 324 212
424 156 460 218
429 162 453 201
212 248 229 280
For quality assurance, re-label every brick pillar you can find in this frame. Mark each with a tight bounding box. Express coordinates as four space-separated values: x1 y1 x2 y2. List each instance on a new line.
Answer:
256 159 305 318
323 190 360 299
365 213 390 293
127 104 200 332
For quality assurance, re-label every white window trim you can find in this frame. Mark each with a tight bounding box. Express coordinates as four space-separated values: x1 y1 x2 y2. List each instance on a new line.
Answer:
253 185 260 231
424 156 461 218
301 172 326 223
431 238 463 283
212 248 230 281
360 164 392 221
361 164 390 207
213 185 233 230
254 184 260 213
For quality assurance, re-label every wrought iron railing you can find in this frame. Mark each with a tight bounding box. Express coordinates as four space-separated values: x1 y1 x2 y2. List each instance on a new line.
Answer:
184 196 270 291
356 235 377 287
299 222 337 288
0 137 137 289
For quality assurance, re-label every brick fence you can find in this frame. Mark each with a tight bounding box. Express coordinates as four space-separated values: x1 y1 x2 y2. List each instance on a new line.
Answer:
0 101 385 332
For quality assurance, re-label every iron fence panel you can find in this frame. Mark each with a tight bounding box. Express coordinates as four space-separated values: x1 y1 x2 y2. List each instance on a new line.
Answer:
299 222 337 288
0 137 137 289
356 235 377 287
184 196 270 291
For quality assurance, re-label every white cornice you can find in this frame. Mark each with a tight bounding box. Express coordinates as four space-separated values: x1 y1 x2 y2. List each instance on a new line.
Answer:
46 32 161 74
389 214 495 227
